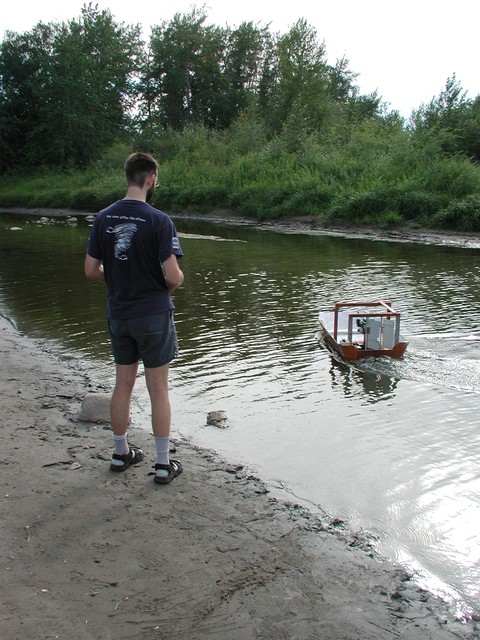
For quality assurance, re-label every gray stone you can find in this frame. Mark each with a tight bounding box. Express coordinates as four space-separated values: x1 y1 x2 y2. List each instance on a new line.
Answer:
206 410 229 429
78 392 112 423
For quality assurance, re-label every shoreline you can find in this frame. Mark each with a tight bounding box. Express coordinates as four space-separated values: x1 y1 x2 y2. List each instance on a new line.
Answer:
173 210 480 250
1 317 479 637
2 206 480 249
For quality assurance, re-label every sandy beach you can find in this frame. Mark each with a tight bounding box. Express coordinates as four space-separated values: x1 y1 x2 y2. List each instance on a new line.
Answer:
1 312 479 639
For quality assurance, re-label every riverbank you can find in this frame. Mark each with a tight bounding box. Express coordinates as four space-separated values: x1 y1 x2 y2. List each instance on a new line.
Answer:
173 210 480 250
2 206 480 249
1 314 479 638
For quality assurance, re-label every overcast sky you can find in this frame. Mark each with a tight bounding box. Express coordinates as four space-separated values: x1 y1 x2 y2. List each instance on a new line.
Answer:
2 0 479 117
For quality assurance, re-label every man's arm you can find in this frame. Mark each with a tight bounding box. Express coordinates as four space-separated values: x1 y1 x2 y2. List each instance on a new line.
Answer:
162 254 184 293
84 254 105 282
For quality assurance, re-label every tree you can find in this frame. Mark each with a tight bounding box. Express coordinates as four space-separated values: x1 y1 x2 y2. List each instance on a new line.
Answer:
0 3 143 170
326 56 381 123
263 19 329 133
462 96 480 162
222 21 270 122
45 4 143 166
146 7 228 130
410 75 480 161
0 23 58 170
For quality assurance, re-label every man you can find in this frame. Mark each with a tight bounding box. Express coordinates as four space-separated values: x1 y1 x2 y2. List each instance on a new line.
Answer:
84 151 184 484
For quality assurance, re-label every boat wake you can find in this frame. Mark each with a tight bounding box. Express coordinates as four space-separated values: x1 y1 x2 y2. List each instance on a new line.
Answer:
350 345 480 394
316 329 480 395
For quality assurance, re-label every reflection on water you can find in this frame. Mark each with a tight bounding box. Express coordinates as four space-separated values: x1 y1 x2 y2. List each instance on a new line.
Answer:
1 212 480 615
324 352 400 403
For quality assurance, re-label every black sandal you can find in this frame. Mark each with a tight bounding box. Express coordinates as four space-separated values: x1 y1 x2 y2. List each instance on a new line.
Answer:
154 459 183 484
110 446 144 472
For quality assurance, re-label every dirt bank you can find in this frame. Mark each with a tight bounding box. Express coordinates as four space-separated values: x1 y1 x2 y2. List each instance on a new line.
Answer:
173 210 480 250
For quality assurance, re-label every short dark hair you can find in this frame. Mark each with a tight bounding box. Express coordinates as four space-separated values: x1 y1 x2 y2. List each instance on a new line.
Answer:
124 152 158 188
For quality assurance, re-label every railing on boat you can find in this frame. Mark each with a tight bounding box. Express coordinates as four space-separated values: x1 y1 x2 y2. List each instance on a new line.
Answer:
333 300 401 347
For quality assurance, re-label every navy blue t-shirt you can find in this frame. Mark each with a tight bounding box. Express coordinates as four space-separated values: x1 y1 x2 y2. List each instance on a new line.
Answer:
87 200 183 319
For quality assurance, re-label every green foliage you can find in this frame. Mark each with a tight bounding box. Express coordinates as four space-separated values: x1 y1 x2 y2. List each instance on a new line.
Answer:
168 185 230 212
87 142 134 172
228 184 290 219
333 189 399 224
433 195 480 231
225 113 269 154
410 75 480 162
0 169 124 211
227 174 334 220
1 8 480 233
397 191 448 221
414 155 480 198
147 7 228 130
0 23 58 171
1 6 384 172
375 210 404 228
263 19 331 134
0 4 143 170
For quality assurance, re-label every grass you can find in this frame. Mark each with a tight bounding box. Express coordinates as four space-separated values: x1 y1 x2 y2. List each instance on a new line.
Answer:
1 126 480 232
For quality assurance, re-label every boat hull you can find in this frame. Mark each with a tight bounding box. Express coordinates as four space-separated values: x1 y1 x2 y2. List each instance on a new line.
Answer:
318 301 408 362
319 323 408 361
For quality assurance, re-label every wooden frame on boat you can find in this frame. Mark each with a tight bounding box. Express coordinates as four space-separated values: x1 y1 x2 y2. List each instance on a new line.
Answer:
318 300 408 361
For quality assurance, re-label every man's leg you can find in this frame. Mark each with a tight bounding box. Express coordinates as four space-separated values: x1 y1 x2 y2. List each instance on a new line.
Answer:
111 362 139 435
145 363 171 437
110 362 144 471
145 364 182 483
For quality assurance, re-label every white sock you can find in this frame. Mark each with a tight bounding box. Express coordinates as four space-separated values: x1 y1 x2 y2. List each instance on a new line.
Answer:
112 433 129 466
155 436 170 476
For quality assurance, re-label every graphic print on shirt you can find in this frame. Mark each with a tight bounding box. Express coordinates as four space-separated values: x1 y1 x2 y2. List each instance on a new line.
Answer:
106 223 138 260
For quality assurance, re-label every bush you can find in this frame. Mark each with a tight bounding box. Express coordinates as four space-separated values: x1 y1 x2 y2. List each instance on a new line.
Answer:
432 194 480 231
228 184 293 219
90 142 133 172
67 187 119 211
375 210 404 228
226 116 268 155
419 156 480 198
170 186 230 211
154 186 180 209
340 189 400 222
397 191 448 221
274 185 334 217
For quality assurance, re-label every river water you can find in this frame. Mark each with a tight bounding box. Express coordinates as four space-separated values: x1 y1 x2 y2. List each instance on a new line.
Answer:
1 212 479 617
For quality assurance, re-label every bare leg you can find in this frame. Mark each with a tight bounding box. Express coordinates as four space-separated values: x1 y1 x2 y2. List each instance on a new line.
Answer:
145 364 171 437
110 362 139 436
145 364 182 483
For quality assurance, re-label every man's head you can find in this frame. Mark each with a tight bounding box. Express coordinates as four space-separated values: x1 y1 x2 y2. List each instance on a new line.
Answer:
124 152 159 201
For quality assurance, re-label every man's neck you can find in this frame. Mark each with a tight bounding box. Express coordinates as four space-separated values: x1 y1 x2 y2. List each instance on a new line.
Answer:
123 186 147 202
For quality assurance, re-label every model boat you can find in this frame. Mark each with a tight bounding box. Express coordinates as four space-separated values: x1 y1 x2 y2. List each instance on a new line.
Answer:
318 300 408 361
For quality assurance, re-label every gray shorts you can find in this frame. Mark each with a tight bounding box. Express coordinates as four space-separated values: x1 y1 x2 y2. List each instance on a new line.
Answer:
108 311 178 368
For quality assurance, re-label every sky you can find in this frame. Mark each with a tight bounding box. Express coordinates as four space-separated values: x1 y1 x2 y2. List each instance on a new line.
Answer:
1 0 479 117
